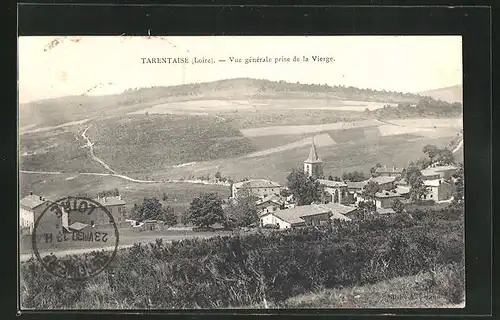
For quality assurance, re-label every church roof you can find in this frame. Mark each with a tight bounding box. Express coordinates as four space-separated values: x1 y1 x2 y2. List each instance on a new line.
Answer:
305 140 322 164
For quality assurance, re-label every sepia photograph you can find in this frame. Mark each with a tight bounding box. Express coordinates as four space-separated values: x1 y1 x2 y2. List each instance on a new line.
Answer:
18 35 465 310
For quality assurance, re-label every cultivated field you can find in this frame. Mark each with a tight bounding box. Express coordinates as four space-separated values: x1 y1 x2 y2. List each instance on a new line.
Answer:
243 133 336 158
128 99 394 117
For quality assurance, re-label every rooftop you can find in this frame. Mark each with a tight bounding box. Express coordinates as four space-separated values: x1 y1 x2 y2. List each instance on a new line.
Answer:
93 196 126 206
318 203 356 217
370 176 397 185
375 189 405 198
375 166 403 173
395 185 411 195
271 204 331 225
346 179 370 190
421 165 458 176
424 179 451 187
233 179 282 189
304 139 322 164
256 194 284 206
20 194 51 210
68 222 89 231
317 179 348 188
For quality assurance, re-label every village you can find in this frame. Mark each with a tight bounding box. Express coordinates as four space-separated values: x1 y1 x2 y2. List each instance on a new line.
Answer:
19 135 462 245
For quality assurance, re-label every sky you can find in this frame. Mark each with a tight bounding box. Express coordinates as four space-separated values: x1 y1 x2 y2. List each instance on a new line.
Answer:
18 36 462 103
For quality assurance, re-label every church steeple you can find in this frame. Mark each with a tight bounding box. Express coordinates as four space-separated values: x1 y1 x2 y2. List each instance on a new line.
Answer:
304 137 323 178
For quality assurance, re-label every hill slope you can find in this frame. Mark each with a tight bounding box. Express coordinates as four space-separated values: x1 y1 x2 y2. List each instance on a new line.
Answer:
417 85 462 104
20 78 428 128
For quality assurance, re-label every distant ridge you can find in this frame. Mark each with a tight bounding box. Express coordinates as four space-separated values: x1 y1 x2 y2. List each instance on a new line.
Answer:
417 85 462 104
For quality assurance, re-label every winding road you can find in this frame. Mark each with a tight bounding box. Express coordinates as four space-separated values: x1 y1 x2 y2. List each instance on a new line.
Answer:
20 124 231 187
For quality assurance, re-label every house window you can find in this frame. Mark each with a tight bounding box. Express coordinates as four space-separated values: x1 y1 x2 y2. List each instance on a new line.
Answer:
118 207 121 213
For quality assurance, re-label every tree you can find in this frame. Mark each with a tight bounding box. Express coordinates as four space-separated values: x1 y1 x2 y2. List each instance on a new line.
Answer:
436 148 455 165
97 188 120 198
342 171 366 182
223 195 259 229
279 188 291 198
340 192 355 205
452 164 464 203
423 144 439 162
404 166 427 202
131 198 177 225
184 192 225 227
416 157 432 170
392 199 405 214
358 201 376 215
363 181 380 205
286 168 325 206
215 171 222 181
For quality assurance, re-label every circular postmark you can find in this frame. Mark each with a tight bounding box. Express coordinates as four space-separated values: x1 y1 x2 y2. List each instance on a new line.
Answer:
31 196 120 280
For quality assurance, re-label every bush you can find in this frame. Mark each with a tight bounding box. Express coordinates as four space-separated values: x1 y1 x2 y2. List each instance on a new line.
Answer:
20 212 463 309
262 224 280 230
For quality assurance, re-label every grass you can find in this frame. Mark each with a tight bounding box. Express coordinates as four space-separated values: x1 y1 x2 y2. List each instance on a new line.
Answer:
20 228 235 255
282 263 465 309
87 114 256 175
19 126 106 173
19 173 231 215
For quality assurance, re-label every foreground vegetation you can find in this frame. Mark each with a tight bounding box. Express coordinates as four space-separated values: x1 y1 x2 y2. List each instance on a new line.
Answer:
20 203 463 309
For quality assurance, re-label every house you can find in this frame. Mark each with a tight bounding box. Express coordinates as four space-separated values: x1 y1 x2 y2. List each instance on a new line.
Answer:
423 179 454 201
317 179 348 204
374 165 403 177
319 202 357 221
255 194 285 215
346 179 371 200
19 193 53 234
369 176 398 191
421 165 458 181
303 139 323 179
92 195 128 225
374 189 407 209
231 179 282 199
65 195 128 227
260 204 350 229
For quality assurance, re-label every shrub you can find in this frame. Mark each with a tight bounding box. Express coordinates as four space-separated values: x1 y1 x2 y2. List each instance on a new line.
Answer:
20 212 463 309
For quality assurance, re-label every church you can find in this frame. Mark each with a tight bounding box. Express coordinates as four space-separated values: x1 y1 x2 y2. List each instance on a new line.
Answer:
303 139 323 179
303 139 348 204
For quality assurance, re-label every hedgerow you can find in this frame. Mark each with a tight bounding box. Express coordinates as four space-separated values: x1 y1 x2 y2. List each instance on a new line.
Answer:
20 206 464 309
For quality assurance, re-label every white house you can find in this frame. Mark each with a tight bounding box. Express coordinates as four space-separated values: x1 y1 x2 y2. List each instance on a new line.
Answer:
255 194 285 215
19 193 51 234
369 175 398 191
260 204 351 230
421 165 458 181
317 179 348 204
423 179 455 201
232 179 283 199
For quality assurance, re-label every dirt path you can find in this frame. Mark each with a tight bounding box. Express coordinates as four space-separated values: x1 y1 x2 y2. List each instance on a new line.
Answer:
452 139 463 154
81 125 117 174
21 124 230 187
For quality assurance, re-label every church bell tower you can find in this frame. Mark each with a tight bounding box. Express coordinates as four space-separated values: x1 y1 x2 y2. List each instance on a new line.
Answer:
304 138 323 179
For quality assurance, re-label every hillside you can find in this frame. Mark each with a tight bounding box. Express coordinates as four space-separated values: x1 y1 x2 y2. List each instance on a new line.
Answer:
417 85 462 104
20 78 444 129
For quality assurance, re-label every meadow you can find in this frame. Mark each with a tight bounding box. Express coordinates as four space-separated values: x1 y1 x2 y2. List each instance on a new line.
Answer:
19 204 464 309
19 173 231 215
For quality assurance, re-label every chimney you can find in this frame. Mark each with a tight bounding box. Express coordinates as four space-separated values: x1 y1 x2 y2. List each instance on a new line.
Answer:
103 197 107 203
393 165 396 170
30 191 33 196
39 196 42 200
118 195 122 200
